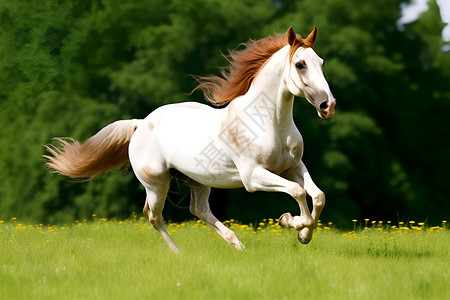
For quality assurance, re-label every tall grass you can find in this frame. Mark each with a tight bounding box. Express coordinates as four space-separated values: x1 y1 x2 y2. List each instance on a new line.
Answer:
1 217 448 300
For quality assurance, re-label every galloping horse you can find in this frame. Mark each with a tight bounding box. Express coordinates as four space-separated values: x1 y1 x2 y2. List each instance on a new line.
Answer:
45 27 336 253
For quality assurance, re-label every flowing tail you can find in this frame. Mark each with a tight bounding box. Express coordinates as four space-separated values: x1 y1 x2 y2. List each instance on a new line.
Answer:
44 119 141 179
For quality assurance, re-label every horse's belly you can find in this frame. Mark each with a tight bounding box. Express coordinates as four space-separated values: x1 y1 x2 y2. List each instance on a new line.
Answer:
170 151 244 189
184 168 244 189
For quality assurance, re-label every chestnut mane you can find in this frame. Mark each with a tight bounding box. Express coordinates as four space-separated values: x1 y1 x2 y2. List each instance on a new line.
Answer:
194 29 315 106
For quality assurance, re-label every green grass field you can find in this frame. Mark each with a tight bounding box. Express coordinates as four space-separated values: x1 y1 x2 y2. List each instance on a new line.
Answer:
1 216 448 300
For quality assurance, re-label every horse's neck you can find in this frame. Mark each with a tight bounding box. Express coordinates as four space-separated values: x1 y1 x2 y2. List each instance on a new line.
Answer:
242 46 294 129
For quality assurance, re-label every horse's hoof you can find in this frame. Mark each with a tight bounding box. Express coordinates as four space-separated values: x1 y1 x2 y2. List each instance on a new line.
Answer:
234 242 245 250
297 228 313 244
279 212 293 228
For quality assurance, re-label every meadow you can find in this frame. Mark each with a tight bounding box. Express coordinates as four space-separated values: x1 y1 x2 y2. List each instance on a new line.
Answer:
0 216 448 300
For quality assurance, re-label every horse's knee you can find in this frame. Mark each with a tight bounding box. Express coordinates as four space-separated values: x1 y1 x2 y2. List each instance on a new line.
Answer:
315 192 326 208
291 184 306 200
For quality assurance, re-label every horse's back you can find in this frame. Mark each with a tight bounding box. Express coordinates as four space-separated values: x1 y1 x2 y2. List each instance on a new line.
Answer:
145 101 216 120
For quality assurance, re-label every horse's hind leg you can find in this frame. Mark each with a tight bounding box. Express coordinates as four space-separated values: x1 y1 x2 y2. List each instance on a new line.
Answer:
188 183 244 250
142 179 179 253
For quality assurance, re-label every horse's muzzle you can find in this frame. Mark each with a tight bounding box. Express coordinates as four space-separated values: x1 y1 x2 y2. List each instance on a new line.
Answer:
318 100 336 119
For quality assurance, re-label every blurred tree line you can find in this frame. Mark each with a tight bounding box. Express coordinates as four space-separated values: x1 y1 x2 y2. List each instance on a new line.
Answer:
1 0 449 226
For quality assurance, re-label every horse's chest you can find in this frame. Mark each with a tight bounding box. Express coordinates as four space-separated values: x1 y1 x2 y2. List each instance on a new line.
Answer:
255 137 303 174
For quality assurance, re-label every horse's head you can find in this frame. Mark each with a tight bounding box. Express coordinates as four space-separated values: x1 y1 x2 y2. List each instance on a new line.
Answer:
284 27 336 119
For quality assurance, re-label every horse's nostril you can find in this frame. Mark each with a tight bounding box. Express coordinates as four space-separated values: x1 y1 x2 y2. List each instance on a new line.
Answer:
319 101 328 111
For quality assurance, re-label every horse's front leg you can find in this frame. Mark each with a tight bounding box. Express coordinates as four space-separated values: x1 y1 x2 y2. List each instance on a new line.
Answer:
282 161 325 244
245 166 315 231
301 162 325 225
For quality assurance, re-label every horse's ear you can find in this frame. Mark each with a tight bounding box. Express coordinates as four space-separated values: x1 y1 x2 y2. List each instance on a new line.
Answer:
305 26 318 45
287 26 297 46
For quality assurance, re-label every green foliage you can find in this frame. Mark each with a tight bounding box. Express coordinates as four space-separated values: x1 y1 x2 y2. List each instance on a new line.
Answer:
0 0 449 225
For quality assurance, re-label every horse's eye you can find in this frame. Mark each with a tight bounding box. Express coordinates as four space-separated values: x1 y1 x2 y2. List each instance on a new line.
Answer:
295 62 306 70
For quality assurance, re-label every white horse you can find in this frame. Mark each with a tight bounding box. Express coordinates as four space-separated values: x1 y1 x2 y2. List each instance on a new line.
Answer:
45 26 336 253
